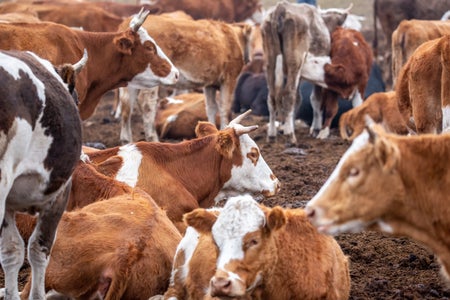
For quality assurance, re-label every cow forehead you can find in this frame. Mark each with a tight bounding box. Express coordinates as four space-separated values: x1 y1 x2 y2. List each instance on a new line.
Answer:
136 27 173 64
212 195 265 243
239 134 258 152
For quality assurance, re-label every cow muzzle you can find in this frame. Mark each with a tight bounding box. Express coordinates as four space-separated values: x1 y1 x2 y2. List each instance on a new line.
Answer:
210 271 245 298
262 176 281 197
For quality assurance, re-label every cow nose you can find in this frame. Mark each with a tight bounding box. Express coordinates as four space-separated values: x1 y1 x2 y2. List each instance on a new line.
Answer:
174 69 179 80
305 206 315 219
210 276 232 297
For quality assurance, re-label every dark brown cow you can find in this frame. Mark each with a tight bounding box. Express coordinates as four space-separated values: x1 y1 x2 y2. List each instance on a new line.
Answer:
0 10 179 121
373 0 450 87
0 50 82 299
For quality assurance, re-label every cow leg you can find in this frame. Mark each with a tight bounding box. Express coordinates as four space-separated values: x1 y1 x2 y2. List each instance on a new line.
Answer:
219 81 235 129
137 87 160 142
27 182 71 300
204 86 219 128
119 87 138 144
317 90 339 139
310 86 323 137
442 55 450 132
266 54 279 142
351 90 363 108
1 209 24 300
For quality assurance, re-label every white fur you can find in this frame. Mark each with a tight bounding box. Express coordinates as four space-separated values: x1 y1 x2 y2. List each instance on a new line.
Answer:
169 226 199 286
115 144 143 187
301 52 331 88
442 106 450 131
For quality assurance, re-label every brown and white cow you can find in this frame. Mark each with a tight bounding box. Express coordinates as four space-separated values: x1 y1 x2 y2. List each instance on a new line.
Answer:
19 191 182 300
391 19 450 87
339 91 409 141
117 14 256 143
313 26 373 139
0 9 179 121
0 50 82 299
395 35 450 134
261 1 349 144
86 111 280 232
162 194 350 299
305 122 450 283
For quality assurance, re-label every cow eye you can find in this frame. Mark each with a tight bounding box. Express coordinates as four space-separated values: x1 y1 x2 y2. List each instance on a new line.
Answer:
144 41 157 54
345 125 353 137
348 167 359 177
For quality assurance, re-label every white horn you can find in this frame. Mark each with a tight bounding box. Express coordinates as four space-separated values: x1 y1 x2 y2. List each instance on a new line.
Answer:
228 109 253 126
345 3 353 13
73 49 88 74
130 8 150 32
235 125 259 136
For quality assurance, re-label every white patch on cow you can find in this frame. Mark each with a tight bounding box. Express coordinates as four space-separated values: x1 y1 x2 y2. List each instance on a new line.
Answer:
377 220 394 234
309 131 369 206
169 226 199 286
166 97 184 105
275 54 283 93
212 195 265 270
128 25 179 87
167 115 178 123
343 14 365 31
0 52 46 100
27 52 66 87
115 144 142 187
352 41 359 47
442 106 450 132
319 219 369 236
302 53 330 89
220 132 278 197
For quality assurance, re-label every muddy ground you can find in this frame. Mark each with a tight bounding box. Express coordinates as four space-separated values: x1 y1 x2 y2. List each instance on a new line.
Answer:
5 91 450 299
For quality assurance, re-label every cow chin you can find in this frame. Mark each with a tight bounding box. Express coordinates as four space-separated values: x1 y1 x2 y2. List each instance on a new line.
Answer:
316 219 370 236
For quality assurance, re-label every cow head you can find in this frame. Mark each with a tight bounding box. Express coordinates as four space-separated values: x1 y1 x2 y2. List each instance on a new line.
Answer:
305 121 405 236
319 3 351 33
185 194 286 298
114 8 179 88
301 52 331 88
195 110 280 201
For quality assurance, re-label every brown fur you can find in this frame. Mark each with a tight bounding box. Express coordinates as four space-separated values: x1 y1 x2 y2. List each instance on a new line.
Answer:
392 19 450 87
339 91 409 140
20 194 181 300
307 124 450 283
395 35 450 134
181 204 351 299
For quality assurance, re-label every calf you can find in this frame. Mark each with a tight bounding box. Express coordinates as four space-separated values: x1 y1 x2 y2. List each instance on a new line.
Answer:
0 50 82 299
306 122 450 283
20 192 182 300
164 195 350 299
396 35 450 133
87 111 280 232
339 91 409 140
315 26 373 139
0 9 178 121
392 19 450 87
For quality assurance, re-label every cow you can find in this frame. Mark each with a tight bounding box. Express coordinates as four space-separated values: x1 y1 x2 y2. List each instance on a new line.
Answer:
116 15 256 143
261 1 349 144
0 50 83 299
313 26 373 139
391 19 450 87
373 0 450 88
232 70 268 116
395 35 450 134
19 191 182 300
86 111 280 232
305 122 450 284
158 194 350 299
0 12 41 23
0 9 179 122
339 91 409 140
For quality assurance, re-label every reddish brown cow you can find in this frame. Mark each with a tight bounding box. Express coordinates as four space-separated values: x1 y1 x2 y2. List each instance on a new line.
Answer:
159 195 350 299
315 26 373 139
0 10 179 121
86 113 280 232
396 35 450 134
339 91 409 140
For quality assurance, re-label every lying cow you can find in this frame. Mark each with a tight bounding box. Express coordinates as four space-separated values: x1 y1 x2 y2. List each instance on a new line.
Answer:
158 194 350 299
306 122 450 284
0 50 83 299
391 19 450 87
20 191 182 299
339 91 409 140
396 35 450 133
86 111 280 232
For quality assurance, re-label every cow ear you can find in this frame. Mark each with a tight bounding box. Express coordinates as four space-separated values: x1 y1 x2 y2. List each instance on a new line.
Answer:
195 121 218 137
265 206 286 232
215 131 235 159
366 123 399 172
184 208 218 234
113 32 134 55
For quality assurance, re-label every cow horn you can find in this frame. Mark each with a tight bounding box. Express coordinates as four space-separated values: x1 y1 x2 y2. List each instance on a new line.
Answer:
345 3 353 13
228 109 253 126
234 125 259 136
73 49 88 74
130 8 150 32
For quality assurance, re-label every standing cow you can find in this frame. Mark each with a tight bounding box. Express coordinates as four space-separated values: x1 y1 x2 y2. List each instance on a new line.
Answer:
0 50 83 299
261 1 348 144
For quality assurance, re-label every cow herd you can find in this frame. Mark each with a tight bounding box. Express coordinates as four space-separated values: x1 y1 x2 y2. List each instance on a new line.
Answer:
1 0 450 299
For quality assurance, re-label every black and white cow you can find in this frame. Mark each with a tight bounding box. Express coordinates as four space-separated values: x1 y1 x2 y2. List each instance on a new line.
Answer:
0 50 83 299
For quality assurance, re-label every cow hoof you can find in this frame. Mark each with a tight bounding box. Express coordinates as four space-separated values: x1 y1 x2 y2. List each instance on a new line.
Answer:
310 128 320 138
316 128 330 139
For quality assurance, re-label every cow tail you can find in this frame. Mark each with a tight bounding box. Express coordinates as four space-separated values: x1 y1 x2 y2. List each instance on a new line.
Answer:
373 0 378 59
395 63 414 130
391 28 405 87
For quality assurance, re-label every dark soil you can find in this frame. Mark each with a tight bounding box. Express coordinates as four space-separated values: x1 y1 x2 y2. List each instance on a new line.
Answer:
4 91 450 299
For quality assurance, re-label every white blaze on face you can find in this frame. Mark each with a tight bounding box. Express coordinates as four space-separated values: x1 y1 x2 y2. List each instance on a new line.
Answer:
212 195 265 270
221 132 279 197
115 144 142 187
127 25 179 88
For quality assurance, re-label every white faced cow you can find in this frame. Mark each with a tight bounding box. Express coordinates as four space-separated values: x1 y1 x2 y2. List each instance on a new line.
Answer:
0 50 83 300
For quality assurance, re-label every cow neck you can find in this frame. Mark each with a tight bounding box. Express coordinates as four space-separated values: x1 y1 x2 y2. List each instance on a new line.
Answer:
75 31 133 120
